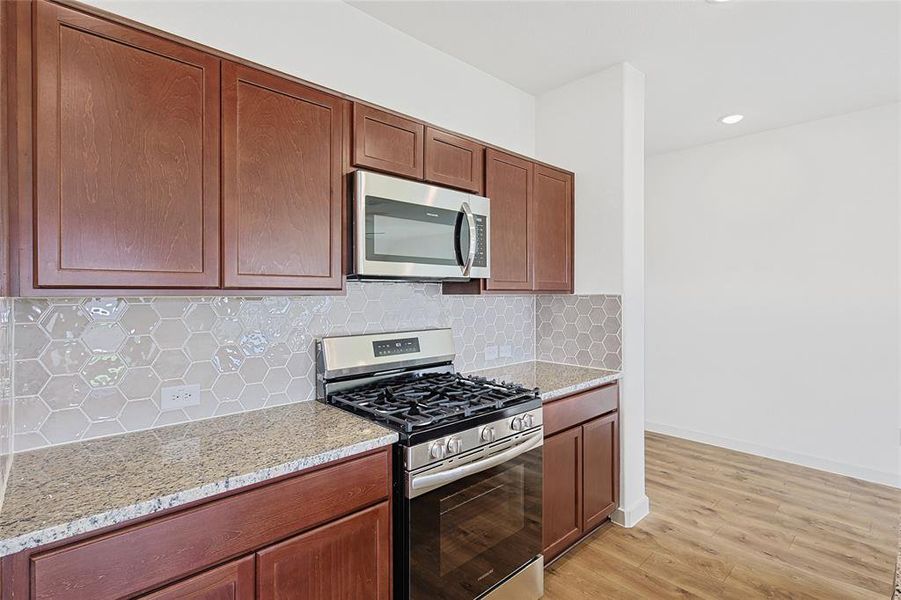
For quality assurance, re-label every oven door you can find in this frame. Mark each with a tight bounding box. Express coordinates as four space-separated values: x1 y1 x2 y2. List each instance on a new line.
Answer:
403 431 542 599
354 170 489 280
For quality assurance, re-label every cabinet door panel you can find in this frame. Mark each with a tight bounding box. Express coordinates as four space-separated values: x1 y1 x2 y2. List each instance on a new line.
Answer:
484 149 532 291
141 556 254 600
257 502 390 600
353 103 423 179
582 412 619 531
532 165 573 292
542 427 582 561
222 62 343 289
34 1 220 288
424 128 484 193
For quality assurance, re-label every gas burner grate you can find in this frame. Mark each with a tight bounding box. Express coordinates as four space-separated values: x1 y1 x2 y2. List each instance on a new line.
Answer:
326 372 539 433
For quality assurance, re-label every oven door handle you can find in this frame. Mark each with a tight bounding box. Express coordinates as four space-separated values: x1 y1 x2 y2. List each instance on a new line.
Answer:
409 431 543 497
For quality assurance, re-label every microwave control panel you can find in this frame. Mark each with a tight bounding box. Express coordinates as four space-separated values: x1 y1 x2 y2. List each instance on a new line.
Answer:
474 215 487 268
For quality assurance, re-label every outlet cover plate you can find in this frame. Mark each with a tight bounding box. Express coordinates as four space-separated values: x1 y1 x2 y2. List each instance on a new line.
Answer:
161 383 202 411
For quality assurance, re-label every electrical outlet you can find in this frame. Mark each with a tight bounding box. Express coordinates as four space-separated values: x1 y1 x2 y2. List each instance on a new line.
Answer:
500 345 512 358
160 384 201 411
484 345 499 361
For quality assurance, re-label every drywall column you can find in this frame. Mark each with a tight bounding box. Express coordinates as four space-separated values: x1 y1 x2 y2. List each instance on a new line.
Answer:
536 63 650 526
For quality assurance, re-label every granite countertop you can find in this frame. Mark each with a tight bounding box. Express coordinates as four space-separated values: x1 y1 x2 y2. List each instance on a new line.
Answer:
468 360 621 402
0 402 396 557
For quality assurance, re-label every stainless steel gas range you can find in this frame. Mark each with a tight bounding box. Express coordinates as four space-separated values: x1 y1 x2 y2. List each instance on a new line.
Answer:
316 328 544 600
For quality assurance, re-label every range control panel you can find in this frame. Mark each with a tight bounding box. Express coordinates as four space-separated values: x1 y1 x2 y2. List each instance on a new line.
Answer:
373 337 421 357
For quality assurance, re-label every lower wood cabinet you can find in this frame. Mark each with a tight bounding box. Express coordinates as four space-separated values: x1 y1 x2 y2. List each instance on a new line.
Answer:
141 556 255 600
1 449 391 600
542 426 583 560
257 502 390 600
581 412 619 532
542 383 619 562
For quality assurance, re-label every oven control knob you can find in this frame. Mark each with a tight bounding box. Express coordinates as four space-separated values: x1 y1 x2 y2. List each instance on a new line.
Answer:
446 437 463 455
510 416 524 431
480 426 497 443
522 413 535 428
429 441 446 460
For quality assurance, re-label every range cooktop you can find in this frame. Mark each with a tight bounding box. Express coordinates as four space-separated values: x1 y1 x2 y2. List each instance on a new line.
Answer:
325 371 539 434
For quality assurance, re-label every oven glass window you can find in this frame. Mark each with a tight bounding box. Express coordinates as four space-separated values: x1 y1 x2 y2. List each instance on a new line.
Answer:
365 196 462 266
408 446 541 600
439 464 525 576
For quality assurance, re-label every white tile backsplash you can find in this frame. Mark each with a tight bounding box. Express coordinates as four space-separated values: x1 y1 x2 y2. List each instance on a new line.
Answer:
12 284 536 450
11 285 622 451
536 294 622 370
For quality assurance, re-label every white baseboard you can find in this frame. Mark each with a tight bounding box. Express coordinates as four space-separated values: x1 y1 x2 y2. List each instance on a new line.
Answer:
611 495 650 528
646 421 901 489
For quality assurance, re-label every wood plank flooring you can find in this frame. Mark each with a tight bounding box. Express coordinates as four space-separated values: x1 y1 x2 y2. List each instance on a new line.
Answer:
544 432 900 599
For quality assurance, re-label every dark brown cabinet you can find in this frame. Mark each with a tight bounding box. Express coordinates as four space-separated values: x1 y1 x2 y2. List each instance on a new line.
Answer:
257 502 390 600
484 149 533 291
353 103 424 179
222 62 344 290
4 449 391 600
532 165 574 292
445 150 574 296
424 127 484 193
542 426 583 561
582 412 619 531
542 383 619 562
141 556 255 600
3 0 575 296
32 1 221 289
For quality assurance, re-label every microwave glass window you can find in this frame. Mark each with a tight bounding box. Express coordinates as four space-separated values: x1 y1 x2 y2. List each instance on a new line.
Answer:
372 214 455 262
365 196 462 266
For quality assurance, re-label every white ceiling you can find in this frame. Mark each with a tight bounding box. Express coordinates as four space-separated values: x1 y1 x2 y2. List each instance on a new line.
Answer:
348 0 900 155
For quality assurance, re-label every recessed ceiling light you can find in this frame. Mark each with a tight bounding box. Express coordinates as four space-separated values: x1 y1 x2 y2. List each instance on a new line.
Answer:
719 114 744 125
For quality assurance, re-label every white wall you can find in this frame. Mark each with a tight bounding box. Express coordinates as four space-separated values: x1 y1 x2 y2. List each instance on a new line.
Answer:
536 63 649 526
646 104 900 486
82 0 535 156
536 66 624 295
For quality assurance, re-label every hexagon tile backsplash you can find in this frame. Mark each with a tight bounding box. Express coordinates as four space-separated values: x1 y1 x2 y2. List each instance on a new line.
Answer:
11 284 621 451
536 295 623 371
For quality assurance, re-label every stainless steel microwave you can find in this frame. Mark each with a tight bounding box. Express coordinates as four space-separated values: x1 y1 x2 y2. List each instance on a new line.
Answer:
351 170 490 281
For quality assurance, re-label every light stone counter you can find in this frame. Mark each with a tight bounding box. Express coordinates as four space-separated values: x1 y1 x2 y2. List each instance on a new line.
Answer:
468 360 621 402
0 402 396 557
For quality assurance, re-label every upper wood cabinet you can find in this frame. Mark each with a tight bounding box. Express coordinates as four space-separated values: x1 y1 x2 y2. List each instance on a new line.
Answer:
32 1 221 289
257 502 391 600
484 149 533 291
424 128 484 193
353 103 424 179
140 556 255 600
532 165 573 292
222 62 344 290
5 0 575 295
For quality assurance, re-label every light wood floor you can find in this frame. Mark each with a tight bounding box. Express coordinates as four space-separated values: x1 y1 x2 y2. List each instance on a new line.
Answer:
544 432 900 599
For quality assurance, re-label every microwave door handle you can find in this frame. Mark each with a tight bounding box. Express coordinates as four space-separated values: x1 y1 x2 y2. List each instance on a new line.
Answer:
408 431 543 498
460 202 477 276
